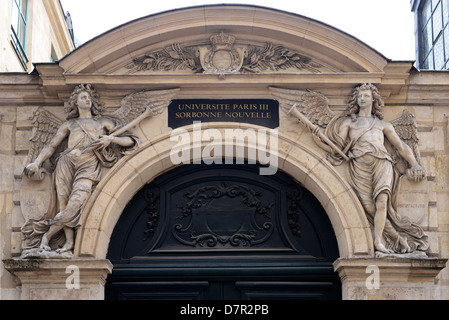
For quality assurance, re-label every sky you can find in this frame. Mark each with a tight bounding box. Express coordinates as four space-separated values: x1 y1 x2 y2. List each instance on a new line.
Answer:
60 0 416 61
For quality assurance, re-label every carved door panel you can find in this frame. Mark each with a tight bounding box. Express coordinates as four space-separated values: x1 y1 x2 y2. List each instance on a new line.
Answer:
105 164 341 300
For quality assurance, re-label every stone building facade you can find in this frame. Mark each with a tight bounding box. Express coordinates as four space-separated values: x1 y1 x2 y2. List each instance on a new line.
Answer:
0 5 448 300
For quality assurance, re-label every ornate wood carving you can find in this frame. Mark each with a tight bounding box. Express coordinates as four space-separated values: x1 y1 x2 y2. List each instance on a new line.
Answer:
287 187 303 237
173 183 274 247
142 188 160 241
126 43 202 73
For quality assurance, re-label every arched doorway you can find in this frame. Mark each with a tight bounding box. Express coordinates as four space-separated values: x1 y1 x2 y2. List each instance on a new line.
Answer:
105 164 341 300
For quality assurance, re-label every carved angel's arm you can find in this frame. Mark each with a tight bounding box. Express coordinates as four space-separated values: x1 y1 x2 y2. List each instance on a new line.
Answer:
94 135 135 149
92 118 136 149
312 118 350 154
384 121 425 181
24 122 70 176
384 122 417 165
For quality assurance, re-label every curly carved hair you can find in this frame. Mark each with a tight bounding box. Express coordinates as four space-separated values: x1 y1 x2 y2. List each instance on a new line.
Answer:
65 84 105 120
345 83 384 121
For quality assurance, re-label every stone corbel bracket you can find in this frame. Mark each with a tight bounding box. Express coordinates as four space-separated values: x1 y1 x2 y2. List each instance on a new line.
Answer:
3 258 113 300
334 257 448 300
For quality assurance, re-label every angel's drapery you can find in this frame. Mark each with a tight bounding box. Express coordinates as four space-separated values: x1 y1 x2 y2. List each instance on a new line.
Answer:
325 115 429 254
21 150 99 251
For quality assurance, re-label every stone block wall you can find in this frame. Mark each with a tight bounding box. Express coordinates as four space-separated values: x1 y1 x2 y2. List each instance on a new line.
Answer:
1 75 449 300
0 105 21 299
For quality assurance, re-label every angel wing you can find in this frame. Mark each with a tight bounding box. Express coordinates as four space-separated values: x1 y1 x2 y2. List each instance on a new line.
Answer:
269 86 335 127
389 109 422 171
26 107 66 172
108 88 180 128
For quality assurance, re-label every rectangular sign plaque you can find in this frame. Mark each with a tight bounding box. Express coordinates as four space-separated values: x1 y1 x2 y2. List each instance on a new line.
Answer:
168 99 279 129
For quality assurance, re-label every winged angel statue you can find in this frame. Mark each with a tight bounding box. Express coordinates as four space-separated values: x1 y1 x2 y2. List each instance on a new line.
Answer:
20 84 179 258
270 83 429 256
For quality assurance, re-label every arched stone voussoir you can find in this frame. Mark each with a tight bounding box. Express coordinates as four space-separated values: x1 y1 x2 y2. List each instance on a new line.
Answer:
75 126 373 258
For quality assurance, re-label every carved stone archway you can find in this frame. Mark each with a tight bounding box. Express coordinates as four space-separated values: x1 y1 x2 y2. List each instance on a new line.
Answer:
74 123 374 260
5 4 447 302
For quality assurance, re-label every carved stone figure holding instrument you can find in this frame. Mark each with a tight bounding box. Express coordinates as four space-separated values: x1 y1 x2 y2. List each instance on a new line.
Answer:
20 84 179 258
271 84 429 256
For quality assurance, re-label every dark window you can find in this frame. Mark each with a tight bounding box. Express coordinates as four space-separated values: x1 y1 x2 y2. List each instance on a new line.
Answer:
10 0 28 70
419 0 449 69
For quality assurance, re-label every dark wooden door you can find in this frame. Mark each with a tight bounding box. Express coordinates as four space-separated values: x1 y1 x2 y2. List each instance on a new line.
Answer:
105 164 341 300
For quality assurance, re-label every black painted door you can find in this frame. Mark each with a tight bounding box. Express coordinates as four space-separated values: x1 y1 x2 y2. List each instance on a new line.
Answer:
105 164 341 300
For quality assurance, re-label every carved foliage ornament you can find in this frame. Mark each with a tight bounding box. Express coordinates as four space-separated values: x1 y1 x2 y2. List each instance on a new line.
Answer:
126 32 323 75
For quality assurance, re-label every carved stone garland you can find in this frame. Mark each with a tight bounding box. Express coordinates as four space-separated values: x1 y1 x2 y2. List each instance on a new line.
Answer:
126 32 323 75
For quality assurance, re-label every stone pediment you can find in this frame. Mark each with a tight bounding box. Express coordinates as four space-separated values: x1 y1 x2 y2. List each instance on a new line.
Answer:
58 5 390 76
29 5 412 102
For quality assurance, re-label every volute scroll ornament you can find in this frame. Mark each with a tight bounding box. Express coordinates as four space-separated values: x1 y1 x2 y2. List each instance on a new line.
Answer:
19 85 180 259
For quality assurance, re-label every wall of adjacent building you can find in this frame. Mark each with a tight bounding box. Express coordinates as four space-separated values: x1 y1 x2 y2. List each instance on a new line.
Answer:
0 0 74 72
